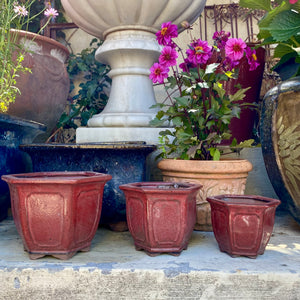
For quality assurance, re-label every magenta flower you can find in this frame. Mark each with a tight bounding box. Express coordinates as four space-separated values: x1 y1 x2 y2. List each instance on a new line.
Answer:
13 5 28 17
222 57 240 72
186 39 212 65
245 47 260 71
149 63 169 84
212 31 231 49
156 22 178 46
159 46 178 67
44 8 59 19
290 0 298 3
179 58 197 72
225 38 246 61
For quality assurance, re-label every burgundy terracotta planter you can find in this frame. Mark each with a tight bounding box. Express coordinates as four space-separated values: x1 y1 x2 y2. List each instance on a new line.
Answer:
119 182 202 256
207 195 281 258
1 171 112 260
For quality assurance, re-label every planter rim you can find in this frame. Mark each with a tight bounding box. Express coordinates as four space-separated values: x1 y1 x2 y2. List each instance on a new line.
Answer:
207 194 281 207
11 29 69 56
158 158 253 173
20 142 157 151
0 114 46 131
119 181 202 193
2 171 112 184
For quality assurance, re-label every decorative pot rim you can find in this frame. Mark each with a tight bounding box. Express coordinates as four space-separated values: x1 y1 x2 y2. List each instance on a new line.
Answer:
0 113 46 131
207 194 281 207
157 158 253 173
119 181 202 193
2 171 112 184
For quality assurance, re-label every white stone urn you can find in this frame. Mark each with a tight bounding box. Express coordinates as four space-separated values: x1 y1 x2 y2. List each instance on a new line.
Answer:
61 0 207 143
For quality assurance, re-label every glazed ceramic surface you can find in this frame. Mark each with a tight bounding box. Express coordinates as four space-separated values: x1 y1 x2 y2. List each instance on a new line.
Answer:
260 77 300 224
1 171 111 259
120 182 201 256
158 159 253 231
207 195 281 258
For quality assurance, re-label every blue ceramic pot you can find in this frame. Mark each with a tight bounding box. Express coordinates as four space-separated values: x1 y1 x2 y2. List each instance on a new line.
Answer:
20 142 156 227
0 114 46 221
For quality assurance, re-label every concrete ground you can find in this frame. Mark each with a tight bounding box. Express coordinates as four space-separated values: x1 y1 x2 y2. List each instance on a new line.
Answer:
0 210 299 300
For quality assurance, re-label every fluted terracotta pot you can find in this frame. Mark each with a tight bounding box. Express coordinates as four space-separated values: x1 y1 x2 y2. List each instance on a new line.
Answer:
157 159 253 231
8 30 70 141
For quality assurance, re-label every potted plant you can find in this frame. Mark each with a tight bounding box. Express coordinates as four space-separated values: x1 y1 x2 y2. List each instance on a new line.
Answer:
1 0 69 141
119 181 202 256
239 0 300 224
207 194 281 258
149 22 260 230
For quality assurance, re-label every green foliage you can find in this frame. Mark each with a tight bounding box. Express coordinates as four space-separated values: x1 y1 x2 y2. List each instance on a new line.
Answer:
150 68 253 160
239 0 300 80
56 39 111 130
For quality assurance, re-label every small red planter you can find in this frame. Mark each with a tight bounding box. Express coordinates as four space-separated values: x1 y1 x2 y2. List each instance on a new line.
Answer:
207 195 281 258
2 171 112 260
119 182 202 256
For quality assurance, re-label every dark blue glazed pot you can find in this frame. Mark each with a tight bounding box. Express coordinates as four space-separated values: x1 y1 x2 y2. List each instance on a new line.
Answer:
0 114 46 221
20 142 156 227
260 77 300 224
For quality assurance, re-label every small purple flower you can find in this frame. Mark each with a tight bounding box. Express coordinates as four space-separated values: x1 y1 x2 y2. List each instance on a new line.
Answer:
159 46 178 67
44 8 59 19
186 39 212 65
156 22 178 46
245 47 260 71
179 58 197 72
222 57 240 72
13 5 28 17
149 63 169 84
212 31 231 49
225 38 246 61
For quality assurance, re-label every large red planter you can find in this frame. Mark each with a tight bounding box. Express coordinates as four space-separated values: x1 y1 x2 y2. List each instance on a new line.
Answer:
207 195 281 258
1 171 111 259
119 182 202 256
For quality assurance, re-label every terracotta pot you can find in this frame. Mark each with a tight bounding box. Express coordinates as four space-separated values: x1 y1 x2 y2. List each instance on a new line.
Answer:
7 30 70 141
157 159 253 231
207 195 281 258
260 77 300 224
119 182 202 256
1 171 112 259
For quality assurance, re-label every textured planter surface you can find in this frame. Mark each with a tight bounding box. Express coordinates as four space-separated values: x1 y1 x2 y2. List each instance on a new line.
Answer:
1 171 111 259
120 182 201 256
207 195 281 258
20 143 155 227
8 30 69 141
261 77 300 224
0 114 46 221
158 159 253 231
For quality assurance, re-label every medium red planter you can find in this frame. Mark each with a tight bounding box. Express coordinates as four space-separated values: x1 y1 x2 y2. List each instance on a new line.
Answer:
1 171 112 260
207 195 281 258
119 182 202 256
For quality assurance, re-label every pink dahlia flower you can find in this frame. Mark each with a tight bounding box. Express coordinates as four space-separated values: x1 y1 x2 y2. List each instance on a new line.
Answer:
225 38 246 61
290 0 298 4
179 58 197 72
245 47 260 71
149 63 169 84
213 30 231 49
186 39 212 65
156 22 178 46
159 46 178 67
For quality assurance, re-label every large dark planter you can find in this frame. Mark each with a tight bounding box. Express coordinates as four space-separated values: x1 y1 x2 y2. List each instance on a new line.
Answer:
8 30 70 141
20 142 156 228
119 182 202 256
260 77 300 224
1 171 112 260
0 114 46 221
207 195 280 258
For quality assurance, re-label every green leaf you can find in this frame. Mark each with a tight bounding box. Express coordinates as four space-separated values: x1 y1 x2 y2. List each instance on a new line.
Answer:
229 87 250 102
267 10 300 42
174 96 189 106
205 63 220 75
273 43 296 58
239 0 272 11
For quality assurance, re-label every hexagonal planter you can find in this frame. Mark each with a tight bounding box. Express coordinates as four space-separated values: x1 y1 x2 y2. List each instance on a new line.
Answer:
119 182 202 256
207 195 281 258
1 171 112 259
